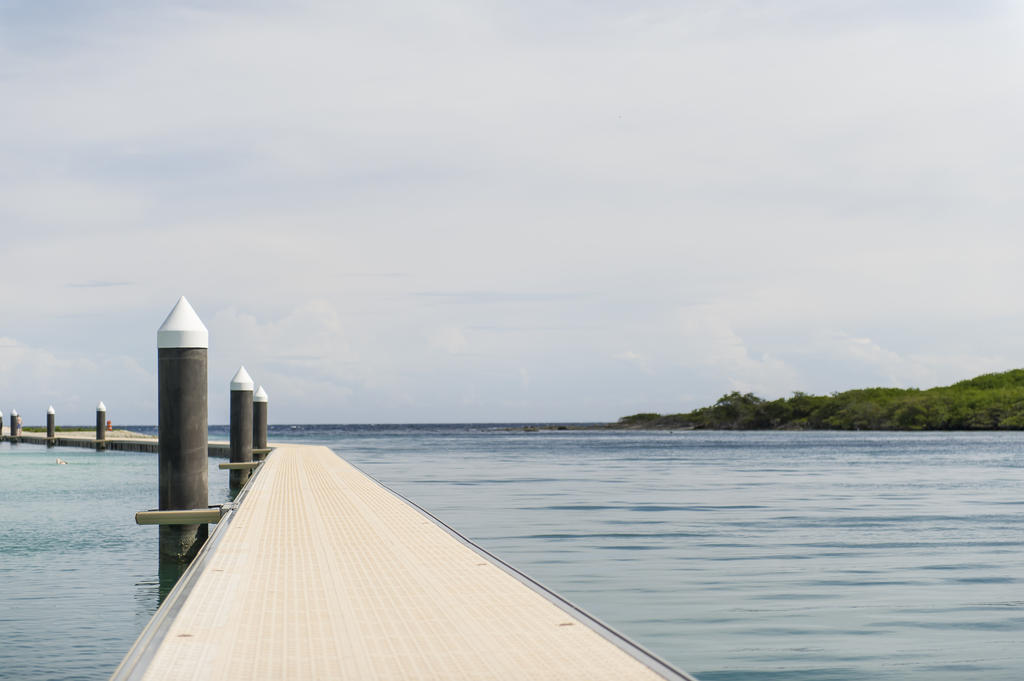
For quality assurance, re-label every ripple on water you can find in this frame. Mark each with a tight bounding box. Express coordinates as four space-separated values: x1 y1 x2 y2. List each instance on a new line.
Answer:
3 429 1024 681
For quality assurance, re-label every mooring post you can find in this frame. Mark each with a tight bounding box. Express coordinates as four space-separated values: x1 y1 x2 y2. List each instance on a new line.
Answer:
10 409 18 442
96 401 107 450
47 405 56 445
253 385 268 457
229 366 254 491
0 410 4 439
157 296 209 562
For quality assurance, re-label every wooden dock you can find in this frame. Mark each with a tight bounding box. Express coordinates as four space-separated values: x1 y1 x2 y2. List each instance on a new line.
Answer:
113 445 694 680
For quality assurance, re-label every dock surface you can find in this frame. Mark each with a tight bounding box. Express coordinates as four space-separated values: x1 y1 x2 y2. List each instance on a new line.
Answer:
124 445 686 680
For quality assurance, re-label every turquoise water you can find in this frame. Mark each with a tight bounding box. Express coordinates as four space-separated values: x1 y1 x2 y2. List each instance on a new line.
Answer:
2 429 1023 680
0 442 233 681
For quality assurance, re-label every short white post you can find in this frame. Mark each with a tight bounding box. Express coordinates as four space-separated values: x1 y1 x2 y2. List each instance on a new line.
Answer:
229 366 254 491
157 296 210 562
253 386 268 455
96 401 107 450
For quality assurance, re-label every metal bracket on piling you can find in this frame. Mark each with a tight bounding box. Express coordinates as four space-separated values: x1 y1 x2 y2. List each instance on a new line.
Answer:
135 503 236 526
218 461 262 471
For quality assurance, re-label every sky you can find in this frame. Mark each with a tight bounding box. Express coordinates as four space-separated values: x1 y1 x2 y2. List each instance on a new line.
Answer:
2 0 1024 425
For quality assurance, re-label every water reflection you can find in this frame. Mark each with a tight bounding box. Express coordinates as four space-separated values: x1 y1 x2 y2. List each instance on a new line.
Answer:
158 556 190 604
130 551 200 635
133 576 160 623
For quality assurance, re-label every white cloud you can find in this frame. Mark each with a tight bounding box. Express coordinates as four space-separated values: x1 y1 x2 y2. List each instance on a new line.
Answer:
0 337 154 426
205 301 362 422
430 327 469 355
669 305 800 397
831 334 936 388
0 179 147 229
817 332 1012 394
2 2 1023 421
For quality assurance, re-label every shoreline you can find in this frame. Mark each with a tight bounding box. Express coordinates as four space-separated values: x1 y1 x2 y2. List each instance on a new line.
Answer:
11 424 1023 435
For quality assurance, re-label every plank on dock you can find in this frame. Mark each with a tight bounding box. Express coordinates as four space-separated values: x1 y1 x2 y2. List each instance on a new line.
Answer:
132 445 686 681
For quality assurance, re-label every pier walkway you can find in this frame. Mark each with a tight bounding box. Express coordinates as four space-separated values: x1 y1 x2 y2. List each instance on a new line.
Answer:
115 445 691 680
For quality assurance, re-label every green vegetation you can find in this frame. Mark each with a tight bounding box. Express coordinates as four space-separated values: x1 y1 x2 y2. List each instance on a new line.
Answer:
22 426 94 433
616 369 1024 430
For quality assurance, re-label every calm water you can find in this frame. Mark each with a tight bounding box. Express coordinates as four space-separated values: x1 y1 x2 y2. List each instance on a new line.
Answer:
1 428 1022 680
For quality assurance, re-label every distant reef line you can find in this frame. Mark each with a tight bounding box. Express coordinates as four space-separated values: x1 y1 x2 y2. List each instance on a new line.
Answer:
607 369 1024 431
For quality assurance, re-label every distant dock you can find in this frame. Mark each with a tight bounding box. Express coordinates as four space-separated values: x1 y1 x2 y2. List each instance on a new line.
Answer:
0 428 270 458
111 445 694 681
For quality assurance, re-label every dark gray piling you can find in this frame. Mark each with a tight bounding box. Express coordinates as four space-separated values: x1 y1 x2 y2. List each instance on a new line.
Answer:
229 366 254 490
253 385 268 455
47 405 55 445
96 401 107 450
157 296 210 563
10 409 19 441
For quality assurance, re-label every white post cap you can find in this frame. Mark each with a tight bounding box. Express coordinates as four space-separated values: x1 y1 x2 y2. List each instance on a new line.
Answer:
254 386 268 403
230 366 254 391
0 410 3 418
158 296 209 349
11 409 17 416
97 401 106 411
47 405 55 415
